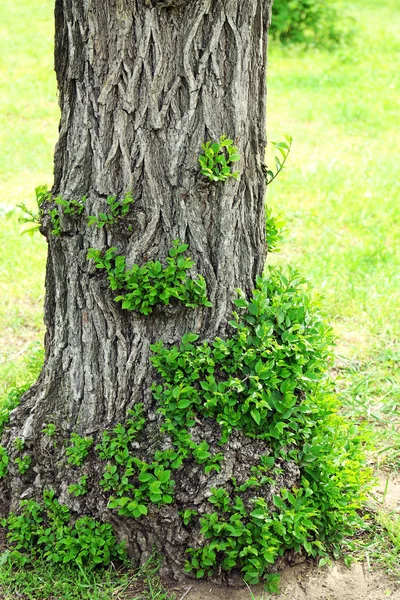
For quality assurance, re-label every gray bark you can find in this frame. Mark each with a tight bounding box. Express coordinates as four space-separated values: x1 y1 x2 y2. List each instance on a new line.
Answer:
1 0 275 580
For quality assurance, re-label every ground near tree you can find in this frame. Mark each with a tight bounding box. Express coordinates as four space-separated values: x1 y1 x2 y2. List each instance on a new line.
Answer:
182 562 399 600
0 0 399 597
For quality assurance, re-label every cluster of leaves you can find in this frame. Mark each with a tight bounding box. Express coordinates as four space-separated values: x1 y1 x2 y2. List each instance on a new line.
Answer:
66 433 94 467
63 434 93 497
50 195 87 236
42 423 56 437
14 455 32 475
17 187 136 238
93 393 224 519
96 404 176 518
0 387 29 440
17 185 50 235
0 446 8 480
264 136 292 187
68 476 88 497
198 135 240 182
87 239 212 315
270 0 355 48
186 403 371 585
149 267 372 584
0 266 371 586
0 388 30 465
265 206 285 253
0 347 44 480
1 490 127 568
0 438 33 478
87 193 134 228
152 267 334 444
17 186 87 236
13 438 31 475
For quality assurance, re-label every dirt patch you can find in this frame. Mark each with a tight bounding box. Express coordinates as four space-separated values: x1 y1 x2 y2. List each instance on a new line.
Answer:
176 562 400 600
373 473 400 512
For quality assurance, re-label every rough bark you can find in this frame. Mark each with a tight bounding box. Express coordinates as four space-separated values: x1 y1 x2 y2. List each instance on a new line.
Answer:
1 0 276 580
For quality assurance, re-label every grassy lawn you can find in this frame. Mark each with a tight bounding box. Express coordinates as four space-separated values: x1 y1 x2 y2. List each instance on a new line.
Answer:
267 0 400 471
0 0 399 597
0 0 56 396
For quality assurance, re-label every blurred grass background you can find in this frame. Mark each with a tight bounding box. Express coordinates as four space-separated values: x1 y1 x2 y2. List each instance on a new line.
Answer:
0 0 56 395
0 0 399 594
266 0 400 471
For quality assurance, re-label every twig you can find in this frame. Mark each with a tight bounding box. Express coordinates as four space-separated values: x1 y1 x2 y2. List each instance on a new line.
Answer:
179 585 193 600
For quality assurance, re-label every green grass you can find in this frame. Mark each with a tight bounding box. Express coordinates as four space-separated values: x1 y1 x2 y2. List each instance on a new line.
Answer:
0 555 176 600
1 0 400 596
0 0 55 397
267 0 400 469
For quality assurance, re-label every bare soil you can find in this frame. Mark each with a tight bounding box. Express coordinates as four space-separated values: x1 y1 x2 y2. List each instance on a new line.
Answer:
179 562 400 600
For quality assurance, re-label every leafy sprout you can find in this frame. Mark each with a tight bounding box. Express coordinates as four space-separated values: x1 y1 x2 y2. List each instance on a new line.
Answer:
264 135 293 187
199 135 240 182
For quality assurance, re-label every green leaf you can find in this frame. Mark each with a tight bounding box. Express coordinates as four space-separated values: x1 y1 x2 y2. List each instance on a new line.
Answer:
250 409 261 425
158 470 171 484
248 303 259 316
138 472 153 483
177 399 191 409
254 360 263 375
220 137 233 147
150 493 162 503
211 143 220 154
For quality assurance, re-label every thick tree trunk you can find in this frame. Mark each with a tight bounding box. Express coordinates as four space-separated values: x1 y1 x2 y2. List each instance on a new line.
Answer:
2 0 275 580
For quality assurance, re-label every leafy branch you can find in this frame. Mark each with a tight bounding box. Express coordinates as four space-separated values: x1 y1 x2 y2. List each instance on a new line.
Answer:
16 185 51 236
264 135 292 186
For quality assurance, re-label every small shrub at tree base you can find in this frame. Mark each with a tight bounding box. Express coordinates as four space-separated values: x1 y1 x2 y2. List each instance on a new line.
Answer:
1 490 127 568
184 398 371 585
149 267 372 585
0 266 372 588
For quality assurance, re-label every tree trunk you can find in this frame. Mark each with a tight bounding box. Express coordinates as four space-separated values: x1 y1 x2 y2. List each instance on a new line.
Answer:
1 0 275 580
